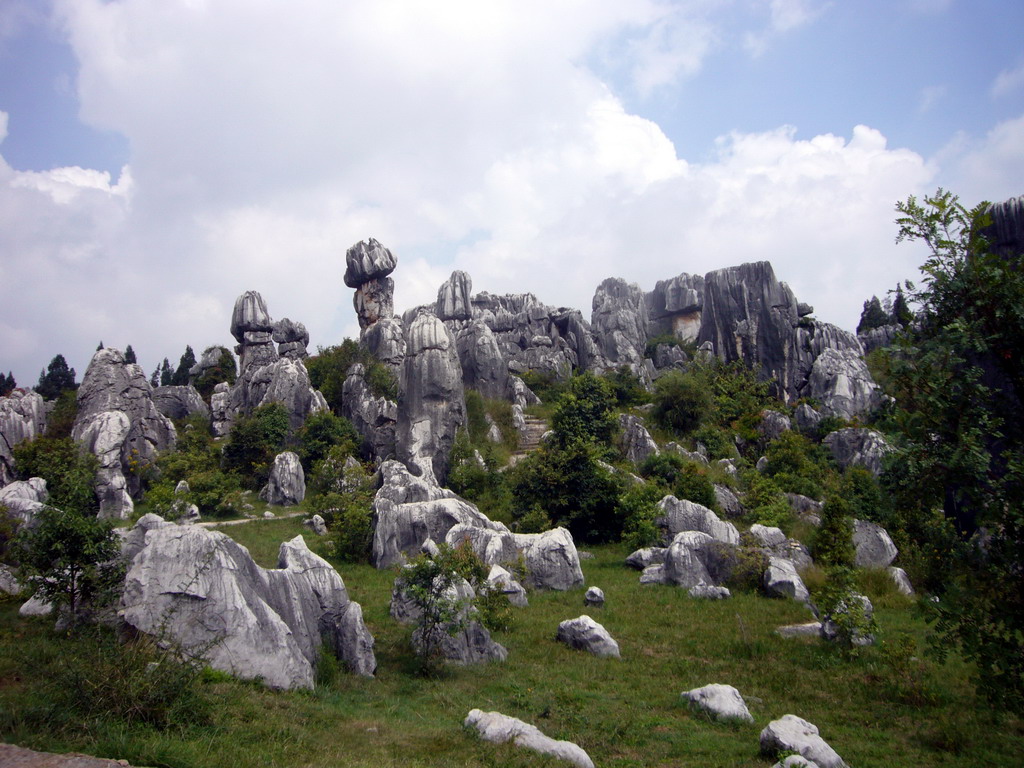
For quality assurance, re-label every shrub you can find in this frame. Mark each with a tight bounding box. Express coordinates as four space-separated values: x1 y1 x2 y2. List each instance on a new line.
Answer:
306 340 397 412
192 346 237 401
813 495 855 568
12 437 99 517
310 455 375 563
743 473 791 528
651 369 711 435
639 452 685 488
617 483 663 551
603 366 648 407
221 403 290 489
447 432 513 524
762 431 830 498
295 410 359 472
692 425 737 460
813 566 878 654
551 372 617 448
673 463 717 510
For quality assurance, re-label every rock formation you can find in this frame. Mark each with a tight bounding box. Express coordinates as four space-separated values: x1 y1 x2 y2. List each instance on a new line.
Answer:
152 385 210 422
0 389 47 485
345 238 398 331
0 477 48 524
556 615 620 658
655 496 740 546
260 451 306 506
760 715 848 768
72 348 176 518
342 364 398 462
120 516 375 688
273 318 310 360
464 709 595 768
591 277 648 372
681 683 754 722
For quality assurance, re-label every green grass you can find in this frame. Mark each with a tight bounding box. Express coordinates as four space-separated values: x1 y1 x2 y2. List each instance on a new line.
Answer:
1 536 1021 767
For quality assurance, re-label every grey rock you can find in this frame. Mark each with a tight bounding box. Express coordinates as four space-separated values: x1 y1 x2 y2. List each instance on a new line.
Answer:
775 621 823 639
716 458 739 477
0 389 47 485
305 514 328 536
618 413 659 465
73 348 177 516
397 308 466 483
625 547 666 570
175 479 190 495
888 566 914 595
444 522 518 566
344 237 397 288
656 495 740 546
820 593 875 646
756 455 769 472
688 583 731 599
231 291 278 373
794 403 823 435
823 428 891 478
661 531 727 589
371 461 510 568
749 523 787 549
639 564 666 584
152 385 210 422
681 683 753 722
583 586 605 607
773 756 822 768
714 485 744 519
858 324 902 354
0 564 21 596
0 477 48 524
760 715 847 768
361 316 406 372
464 708 595 768
763 556 810 602
513 527 584 590
591 277 648 369
759 410 792 442
556 615 620 658
19 594 52 617
210 382 231 437
487 564 528 607
260 451 305 506
273 317 310 359
341 363 397 463
454 320 509 400
806 346 882 420
436 270 474 322
189 345 236 380
646 272 704 342
263 511 276 519
852 519 898 568
121 521 375 688
220 355 328 434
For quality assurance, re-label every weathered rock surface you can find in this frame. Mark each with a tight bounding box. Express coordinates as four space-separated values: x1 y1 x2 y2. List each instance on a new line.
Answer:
656 496 740 546
681 683 754 722
556 615 620 658
688 584 731 599
397 308 466 483
152 385 210 422
220 355 327 434
346 239 398 331
341 363 397 463
72 349 176 518
656 530 732 589
760 715 847 768
749 523 787 549
231 290 278 373
759 410 792 442
823 428 891 478
371 461 510 569
625 546 666 570
591 277 648 371
487 564 528 607
714 484 744 519
0 477 48 524
852 519 898 568
260 451 305 506
0 389 47 485
618 413 659 465
120 518 375 688
888 566 914 595
583 586 605 607
189 344 236 380
805 346 882 420
464 709 595 768
513 528 584 591
273 317 310 360
858 323 902 354
763 556 810 602
436 270 474 322
453 320 509 400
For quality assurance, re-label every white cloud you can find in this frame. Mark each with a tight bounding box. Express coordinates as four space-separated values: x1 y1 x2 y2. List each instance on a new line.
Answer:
744 0 827 57
991 61 1024 98
917 85 946 114
941 113 1024 206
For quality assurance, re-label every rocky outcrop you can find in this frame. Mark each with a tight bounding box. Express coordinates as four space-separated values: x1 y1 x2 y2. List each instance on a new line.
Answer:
464 709 595 768
0 477 48 524
804 346 882 420
513 528 584 591
646 530 733 589
273 318 310 360
189 344 236 380
681 683 754 722
820 592 874 647
625 546 666 570
556 615 620 658
487 564 529 607
231 291 278 373
760 715 847 768
852 519 898 568
120 517 375 688
341 364 397 463
758 410 792 442
260 451 305 506
591 277 648 371
436 270 474 322
152 385 210 423
763 556 810 602
346 238 398 331
656 496 740 546
982 194 1024 259
646 272 705 341
72 348 176 518
858 324 902 354
0 389 47 485
371 461 511 569
453 320 509 400
397 308 466 482
823 428 892 477
618 413 659 465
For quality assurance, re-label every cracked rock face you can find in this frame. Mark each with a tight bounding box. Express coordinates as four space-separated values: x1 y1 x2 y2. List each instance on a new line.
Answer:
342 363 397 464
591 277 648 370
260 451 306 506
152 385 210 423
346 239 398 331
0 389 47 486
231 291 278 373
121 518 376 688
72 348 177 518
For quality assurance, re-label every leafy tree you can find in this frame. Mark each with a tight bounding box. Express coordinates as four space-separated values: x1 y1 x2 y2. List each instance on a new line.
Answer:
171 345 196 386
13 506 123 627
306 340 397 413
603 366 648 407
221 403 291 489
124 345 137 365
888 188 1024 712
813 495 855 568
42 390 79 439
857 296 889 334
550 372 617 448
651 368 711 435
12 437 99 516
192 346 237 400
308 450 376 562
35 354 77 400
295 410 359 472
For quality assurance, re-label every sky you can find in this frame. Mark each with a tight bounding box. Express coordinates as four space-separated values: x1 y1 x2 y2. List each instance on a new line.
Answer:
1 0 1022 387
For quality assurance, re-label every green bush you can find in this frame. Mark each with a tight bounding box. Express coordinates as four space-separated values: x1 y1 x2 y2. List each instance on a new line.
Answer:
762 431 830 498
651 369 711 435
295 410 359 472
743 473 791 528
518 369 566 404
446 432 513 524
221 403 290 489
551 372 617 448
602 366 649 407
12 437 99 516
813 495 855 568
617 483 663 551
813 566 878 654
306 340 397 412
308 449 376 562
692 425 737 460
673 463 717 510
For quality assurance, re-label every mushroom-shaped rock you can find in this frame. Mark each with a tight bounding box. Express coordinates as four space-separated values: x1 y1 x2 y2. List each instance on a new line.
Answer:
556 615 620 658
260 451 305 506
464 709 595 768
344 238 397 288
513 528 584 590
682 683 754 722
273 318 310 359
760 715 847 768
852 519 898 568
763 556 810 602
230 290 274 340
656 495 740 546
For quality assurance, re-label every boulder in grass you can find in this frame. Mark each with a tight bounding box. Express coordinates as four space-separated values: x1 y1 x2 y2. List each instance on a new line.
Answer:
583 586 605 607
556 615 620 659
773 756 822 768
514 528 584 591
464 709 594 768
681 683 754 723
760 714 847 768
689 583 730 600
887 566 914 595
763 556 810 602
852 519 898 568
625 547 666 570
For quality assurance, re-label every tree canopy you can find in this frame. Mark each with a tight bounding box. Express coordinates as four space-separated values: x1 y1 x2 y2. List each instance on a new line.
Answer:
35 354 77 400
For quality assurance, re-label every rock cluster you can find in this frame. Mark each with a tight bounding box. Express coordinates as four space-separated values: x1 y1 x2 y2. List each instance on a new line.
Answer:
120 516 375 688
152 384 209 422
0 389 47 485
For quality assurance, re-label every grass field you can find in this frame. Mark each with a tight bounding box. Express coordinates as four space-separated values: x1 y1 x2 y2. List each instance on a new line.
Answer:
1 518 1021 767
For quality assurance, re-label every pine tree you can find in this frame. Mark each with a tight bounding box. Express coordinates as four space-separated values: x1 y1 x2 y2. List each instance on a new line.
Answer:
856 296 889 334
171 345 197 386
96 341 104 351
891 284 913 326
159 358 173 387
125 345 137 365
0 372 15 396
35 355 77 400
150 366 160 388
